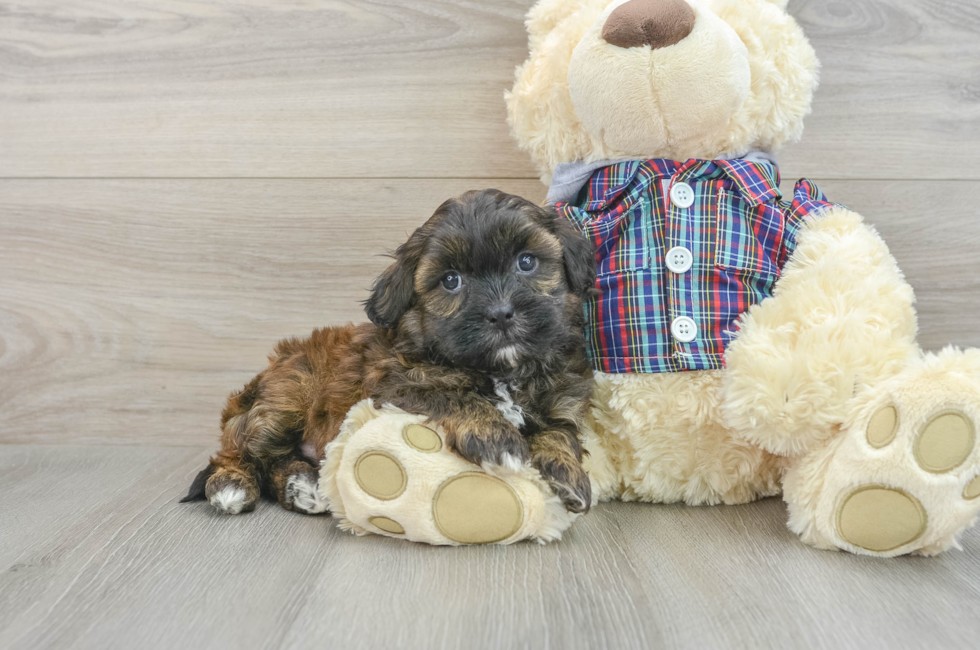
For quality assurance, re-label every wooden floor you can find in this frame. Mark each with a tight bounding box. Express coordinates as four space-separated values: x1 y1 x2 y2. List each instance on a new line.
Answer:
2 1 980 648
1 445 979 650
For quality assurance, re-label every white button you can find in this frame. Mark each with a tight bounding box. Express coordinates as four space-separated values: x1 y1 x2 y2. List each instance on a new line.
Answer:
665 246 693 273
670 182 695 208
671 316 698 343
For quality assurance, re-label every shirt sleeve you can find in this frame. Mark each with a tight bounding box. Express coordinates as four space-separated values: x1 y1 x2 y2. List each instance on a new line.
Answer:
780 178 842 267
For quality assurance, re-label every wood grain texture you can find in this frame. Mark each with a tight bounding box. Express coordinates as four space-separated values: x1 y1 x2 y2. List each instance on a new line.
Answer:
0 178 544 446
2 2 979 647
1 445 978 650
1 0 978 179
1 178 977 447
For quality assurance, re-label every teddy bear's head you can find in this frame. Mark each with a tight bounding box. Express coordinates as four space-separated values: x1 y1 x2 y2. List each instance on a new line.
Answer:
506 0 819 181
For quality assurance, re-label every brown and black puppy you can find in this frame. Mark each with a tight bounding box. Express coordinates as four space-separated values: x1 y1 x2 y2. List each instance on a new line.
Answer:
182 189 596 516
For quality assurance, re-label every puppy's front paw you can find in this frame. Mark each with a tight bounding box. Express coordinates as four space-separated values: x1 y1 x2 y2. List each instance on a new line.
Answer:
285 471 330 514
534 457 592 514
450 422 529 471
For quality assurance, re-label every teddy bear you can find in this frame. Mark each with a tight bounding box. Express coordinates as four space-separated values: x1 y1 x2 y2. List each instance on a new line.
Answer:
501 0 980 556
317 0 980 556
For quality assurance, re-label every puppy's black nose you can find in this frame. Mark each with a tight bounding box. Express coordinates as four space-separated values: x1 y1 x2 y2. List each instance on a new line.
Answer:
486 304 515 331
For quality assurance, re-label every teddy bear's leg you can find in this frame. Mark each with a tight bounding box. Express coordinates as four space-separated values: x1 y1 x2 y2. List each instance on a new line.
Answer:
783 349 980 556
587 371 784 505
722 207 919 457
319 400 580 545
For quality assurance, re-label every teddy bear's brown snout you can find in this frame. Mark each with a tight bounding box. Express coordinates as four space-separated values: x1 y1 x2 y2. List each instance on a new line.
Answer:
601 0 695 50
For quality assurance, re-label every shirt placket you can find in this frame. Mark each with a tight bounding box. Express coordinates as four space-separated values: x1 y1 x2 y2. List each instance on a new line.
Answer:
664 164 702 370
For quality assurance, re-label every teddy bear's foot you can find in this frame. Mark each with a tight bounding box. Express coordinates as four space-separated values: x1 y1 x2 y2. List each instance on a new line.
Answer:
318 400 581 545
784 349 980 556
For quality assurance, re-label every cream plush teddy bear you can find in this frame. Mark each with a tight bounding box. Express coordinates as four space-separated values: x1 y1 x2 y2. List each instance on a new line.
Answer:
318 0 980 556
503 0 980 556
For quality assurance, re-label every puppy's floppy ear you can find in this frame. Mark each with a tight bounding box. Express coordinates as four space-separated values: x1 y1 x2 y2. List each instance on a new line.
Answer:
541 205 596 298
364 227 428 329
365 197 456 329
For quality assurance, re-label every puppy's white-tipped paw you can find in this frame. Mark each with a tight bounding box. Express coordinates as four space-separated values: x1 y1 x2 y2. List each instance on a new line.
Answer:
210 486 248 515
286 473 330 514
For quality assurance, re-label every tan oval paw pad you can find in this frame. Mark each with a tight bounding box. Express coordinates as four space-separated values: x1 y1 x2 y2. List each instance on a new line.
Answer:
369 516 405 535
866 405 898 448
433 472 523 544
914 411 975 474
354 451 407 500
837 486 926 552
965 475 980 500
403 424 442 453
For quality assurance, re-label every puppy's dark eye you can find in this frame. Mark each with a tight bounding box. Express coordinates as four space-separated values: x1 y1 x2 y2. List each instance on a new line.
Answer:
441 271 462 292
516 253 537 273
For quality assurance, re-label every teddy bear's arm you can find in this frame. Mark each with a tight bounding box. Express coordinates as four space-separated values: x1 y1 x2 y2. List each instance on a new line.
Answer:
721 206 917 457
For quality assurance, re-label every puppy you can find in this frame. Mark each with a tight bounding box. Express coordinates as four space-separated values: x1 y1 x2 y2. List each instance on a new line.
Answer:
181 189 596 516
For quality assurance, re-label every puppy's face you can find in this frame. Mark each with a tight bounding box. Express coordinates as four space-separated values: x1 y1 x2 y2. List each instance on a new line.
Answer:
366 189 595 372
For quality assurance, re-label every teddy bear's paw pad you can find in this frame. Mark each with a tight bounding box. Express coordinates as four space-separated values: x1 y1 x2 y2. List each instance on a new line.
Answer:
914 411 976 474
354 451 407 500
866 405 899 448
964 475 980 500
402 424 442 453
836 486 927 552
369 516 405 535
432 472 524 544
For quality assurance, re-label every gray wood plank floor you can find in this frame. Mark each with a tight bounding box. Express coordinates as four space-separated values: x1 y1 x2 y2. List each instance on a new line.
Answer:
1 445 979 650
2 0 980 647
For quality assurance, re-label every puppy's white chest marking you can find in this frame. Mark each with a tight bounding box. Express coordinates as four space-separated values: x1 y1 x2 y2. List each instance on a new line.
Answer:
493 379 525 429
495 345 519 367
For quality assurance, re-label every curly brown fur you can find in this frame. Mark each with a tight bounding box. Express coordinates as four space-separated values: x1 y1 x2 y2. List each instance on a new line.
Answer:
184 189 596 515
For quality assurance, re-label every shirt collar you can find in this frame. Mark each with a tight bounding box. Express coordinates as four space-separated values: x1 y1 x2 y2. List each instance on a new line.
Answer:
681 158 782 206
548 154 781 208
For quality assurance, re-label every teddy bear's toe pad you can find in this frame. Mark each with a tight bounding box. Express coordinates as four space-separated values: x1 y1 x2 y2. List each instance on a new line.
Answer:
403 424 442 453
866 405 899 448
354 451 407 500
432 472 524 544
369 516 406 535
914 411 975 474
965 475 980 500
837 486 927 552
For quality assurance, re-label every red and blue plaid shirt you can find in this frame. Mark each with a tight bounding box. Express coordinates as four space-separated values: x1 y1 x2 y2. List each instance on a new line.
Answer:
553 158 838 373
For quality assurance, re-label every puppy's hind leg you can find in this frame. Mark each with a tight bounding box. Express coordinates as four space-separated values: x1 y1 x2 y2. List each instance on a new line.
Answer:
269 456 330 515
183 374 290 515
202 459 262 515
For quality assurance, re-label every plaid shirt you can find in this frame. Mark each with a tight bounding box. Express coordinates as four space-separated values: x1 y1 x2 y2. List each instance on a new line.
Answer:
554 158 838 373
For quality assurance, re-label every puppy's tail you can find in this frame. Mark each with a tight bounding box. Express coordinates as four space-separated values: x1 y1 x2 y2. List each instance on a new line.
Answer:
179 464 216 502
